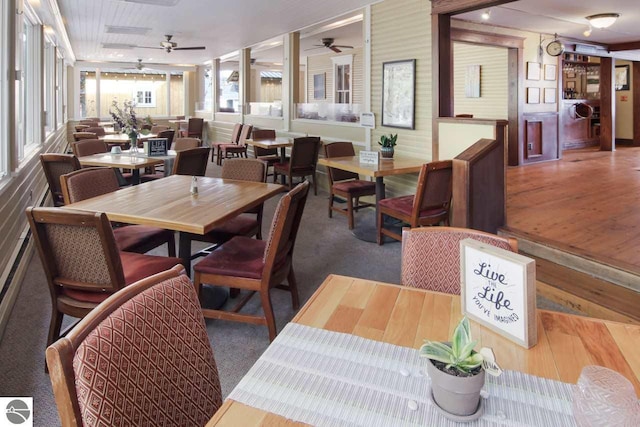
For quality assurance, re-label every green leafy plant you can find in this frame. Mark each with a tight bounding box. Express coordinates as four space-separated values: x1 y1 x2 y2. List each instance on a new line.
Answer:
145 115 154 126
378 133 398 148
419 317 484 374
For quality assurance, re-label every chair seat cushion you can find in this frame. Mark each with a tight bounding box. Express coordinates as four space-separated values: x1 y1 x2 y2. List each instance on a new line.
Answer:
62 252 182 303
139 173 165 182
200 215 259 244
113 225 173 252
212 141 235 147
333 180 376 195
379 195 448 218
220 144 245 152
194 236 265 279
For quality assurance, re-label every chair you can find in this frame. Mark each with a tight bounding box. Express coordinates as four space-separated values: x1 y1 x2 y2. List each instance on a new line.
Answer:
180 117 204 139
46 265 222 427
82 126 106 137
217 124 252 165
72 132 98 142
252 129 280 177
25 207 183 353
173 147 210 176
40 154 81 207
71 139 107 157
74 124 89 132
377 160 453 245
79 120 99 127
274 136 321 195
157 129 176 146
194 181 310 341
60 167 176 257
401 227 518 294
172 137 202 151
211 123 242 162
151 125 170 134
324 142 376 229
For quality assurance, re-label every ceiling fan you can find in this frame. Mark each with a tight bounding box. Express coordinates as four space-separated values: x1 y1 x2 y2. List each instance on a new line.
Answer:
306 38 353 53
139 34 206 53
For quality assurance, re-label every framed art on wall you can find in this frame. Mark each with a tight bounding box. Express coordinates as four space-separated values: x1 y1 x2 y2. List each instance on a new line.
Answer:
465 65 481 98
615 65 630 91
527 87 540 104
544 64 557 81
382 59 416 129
526 62 540 80
313 73 326 100
544 88 557 103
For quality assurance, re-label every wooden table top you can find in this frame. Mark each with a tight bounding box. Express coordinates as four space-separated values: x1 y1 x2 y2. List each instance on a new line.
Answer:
318 155 425 178
63 175 284 235
78 152 164 169
99 133 157 143
207 274 640 426
245 138 293 149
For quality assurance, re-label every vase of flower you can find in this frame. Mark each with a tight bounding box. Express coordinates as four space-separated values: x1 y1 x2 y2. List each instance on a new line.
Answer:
378 133 397 159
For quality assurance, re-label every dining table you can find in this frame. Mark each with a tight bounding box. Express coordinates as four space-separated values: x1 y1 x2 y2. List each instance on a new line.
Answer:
245 138 294 184
77 151 167 185
207 274 640 426
99 133 158 145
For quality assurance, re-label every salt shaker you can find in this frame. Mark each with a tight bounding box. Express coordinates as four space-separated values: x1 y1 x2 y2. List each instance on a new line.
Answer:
190 176 198 195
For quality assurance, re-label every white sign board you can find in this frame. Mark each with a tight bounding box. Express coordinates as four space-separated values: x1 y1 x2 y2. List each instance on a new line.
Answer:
360 112 375 128
359 151 379 165
460 238 537 349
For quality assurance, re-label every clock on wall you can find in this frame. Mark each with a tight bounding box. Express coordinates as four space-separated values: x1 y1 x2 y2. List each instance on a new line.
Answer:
546 37 565 57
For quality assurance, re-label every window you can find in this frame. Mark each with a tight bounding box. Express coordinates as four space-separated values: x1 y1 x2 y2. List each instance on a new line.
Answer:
332 55 353 104
17 12 42 160
219 67 239 112
134 87 155 107
44 41 56 133
0 0 10 178
57 55 64 126
203 65 213 111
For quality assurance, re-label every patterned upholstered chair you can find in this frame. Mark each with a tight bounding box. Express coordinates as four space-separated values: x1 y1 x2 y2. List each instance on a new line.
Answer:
83 126 106 137
172 137 202 151
60 167 176 257
71 139 107 157
401 227 518 294
179 117 204 139
252 128 280 167
74 124 89 132
217 124 252 165
172 146 210 176
377 160 453 245
40 154 81 207
194 181 310 341
71 132 98 143
211 123 242 162
25 207 182 353
323 142 376 229
273 136 321 195
46 265 222 427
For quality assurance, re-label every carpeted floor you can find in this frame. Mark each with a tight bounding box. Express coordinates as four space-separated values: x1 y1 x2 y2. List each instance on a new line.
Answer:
0 161 576 426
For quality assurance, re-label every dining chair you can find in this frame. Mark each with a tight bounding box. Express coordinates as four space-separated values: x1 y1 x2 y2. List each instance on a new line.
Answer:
78 120 99 127
252 129 280 178
151 124 170 134
71 139 108 157
217 124 252 165
73 124 89 132
25 207 183 355
273 136 321 195
72 132 98 142
157 129 176 146
193 181 310 341
211 123 242 162
172 137 202 151
46 265 222 427
172 146 210 176
377 160 453 245
401 227 518 294
82 126 106 137
180 117 204 139
40 153 81 207
323 142 376 229
60 167 176 257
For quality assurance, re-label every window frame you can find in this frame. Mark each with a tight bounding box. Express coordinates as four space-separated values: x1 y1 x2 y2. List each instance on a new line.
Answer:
332 54 353 105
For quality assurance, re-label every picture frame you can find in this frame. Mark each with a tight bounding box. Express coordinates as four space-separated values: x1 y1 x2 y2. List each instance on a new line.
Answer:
615 65 630 91
526 62 541 80
382 59 416 129
313 73 325 100
460 238 537 349
567 71 576 79
465 65 481 98
544 88 557 104
544 64 557 81
566 81 576 89
526 87 540 104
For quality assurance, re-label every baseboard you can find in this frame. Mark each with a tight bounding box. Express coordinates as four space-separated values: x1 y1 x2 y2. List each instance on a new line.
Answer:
0 233 34 343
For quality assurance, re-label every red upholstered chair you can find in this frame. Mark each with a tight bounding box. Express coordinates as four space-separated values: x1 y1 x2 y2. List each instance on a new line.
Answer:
180 117 204 139
252 129 280 178
377 160 453 245
323 142 376 229
273 136 321 195
25 207 182 354
71 132 98 142
46 265 222 427
74 124 89 132
71 139 107 157
401 227 518 294
172 146 210 176
150 124 170 134
217 124 252 165
60 167 176 257
194 181 310 341
211 123 242 162
172 137 202 151
157 129 176 146
82 126 106 137
40 154 81 207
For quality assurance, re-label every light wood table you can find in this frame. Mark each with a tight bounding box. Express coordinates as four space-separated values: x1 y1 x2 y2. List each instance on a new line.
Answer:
208 274 640 426
99 133 158 144
78 152 165 185
63 175 284 271
245 138 294 184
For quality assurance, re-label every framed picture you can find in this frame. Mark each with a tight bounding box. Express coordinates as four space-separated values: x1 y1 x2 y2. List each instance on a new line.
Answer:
615 65 630 91
526 62 540 80
460 238 537 349
313 73 325 100
544 64 557 81
544 88 557 104
465 65 481 98
526 87 540 104
382 59 416 129
566 81 576 89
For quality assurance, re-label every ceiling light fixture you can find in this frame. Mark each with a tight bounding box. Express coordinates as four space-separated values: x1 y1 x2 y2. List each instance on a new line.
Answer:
583 25 592 37
481 9 491 21
586 13 619 29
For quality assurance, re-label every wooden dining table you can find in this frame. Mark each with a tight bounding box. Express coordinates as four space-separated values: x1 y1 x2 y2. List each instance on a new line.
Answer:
99 133 158 144
245 138 294 184
208 274 640 426
77 152 166 185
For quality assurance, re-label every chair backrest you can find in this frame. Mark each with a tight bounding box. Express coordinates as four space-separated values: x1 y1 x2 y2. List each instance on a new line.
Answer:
72 139 108 157
157 129 175 145
252 129 277 156
74 124 89 132
230 123 243 143
60 167 120 205
262 181 310 278
45 265 222 427
40 154 82 207
79 120 99 127
290 137 320 170
237 124 253 147
176 115 185 120
26 207 127 297
413 160 453 220
83 126 106 136
172 137 202 151
323 141 359 183
151 125 170 134
173 147 210 176
401 227 518 294
72 132 98 142
187 118 204 134
221 158 267 182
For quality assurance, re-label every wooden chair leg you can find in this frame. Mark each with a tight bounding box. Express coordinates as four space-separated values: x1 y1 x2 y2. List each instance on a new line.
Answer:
260 291 277 342
256 208 263 240
47 310 64 348
287 268 300 309
328 192 334 218
211 147 216 162
193 272 203 300
347 196 354 230
377 209 384 245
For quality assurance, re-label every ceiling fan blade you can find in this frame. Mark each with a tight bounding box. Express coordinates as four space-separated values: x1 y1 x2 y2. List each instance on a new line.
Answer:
304 46 325 51
137 46 164 50
173 46 206 51
332 45 353 49
329 46 342 53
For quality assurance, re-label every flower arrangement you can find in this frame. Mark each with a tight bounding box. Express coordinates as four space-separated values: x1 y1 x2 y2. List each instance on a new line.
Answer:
110 100 138 137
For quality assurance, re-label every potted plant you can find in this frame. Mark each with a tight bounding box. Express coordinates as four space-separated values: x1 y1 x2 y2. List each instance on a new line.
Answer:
420 317 486 419
378 133 397 158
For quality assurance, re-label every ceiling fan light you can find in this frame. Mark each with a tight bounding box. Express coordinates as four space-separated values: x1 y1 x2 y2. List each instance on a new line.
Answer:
481 10 491 20
583 26 592 37
586 13 619 29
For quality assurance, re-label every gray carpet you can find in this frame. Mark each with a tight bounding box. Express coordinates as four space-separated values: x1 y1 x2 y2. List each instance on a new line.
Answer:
0 162 576 426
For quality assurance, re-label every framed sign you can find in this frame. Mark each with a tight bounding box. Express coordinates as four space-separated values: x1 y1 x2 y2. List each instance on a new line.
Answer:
382 59 415 129
615 65 630 91
145 138 168 157
460 238 537 348
465 65 481 98
526 62 540 80
358 150 379 165
526 87 540 104
544 88 557 104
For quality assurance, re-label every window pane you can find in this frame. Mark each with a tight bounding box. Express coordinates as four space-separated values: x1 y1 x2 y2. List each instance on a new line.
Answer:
79 70 97 119
219 68 239 112
97 70 174 116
